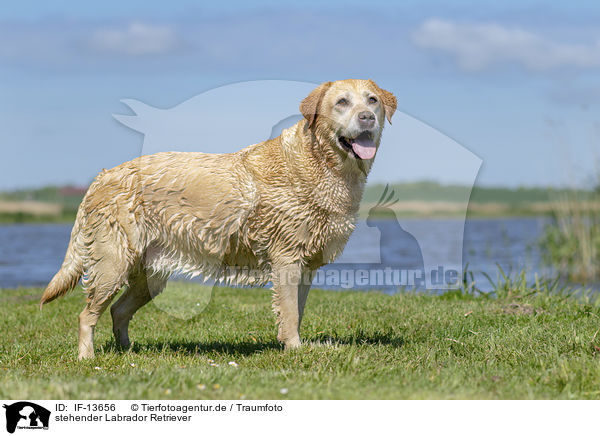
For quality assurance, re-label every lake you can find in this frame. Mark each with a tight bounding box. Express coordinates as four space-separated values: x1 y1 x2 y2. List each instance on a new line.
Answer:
0 218 555 292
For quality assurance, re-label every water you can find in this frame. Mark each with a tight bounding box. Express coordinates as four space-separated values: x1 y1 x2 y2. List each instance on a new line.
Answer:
319 217 552 292
0 224 72 289
0 218 554 291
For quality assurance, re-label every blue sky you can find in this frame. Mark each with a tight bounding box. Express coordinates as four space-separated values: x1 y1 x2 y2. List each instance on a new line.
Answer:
1 0 599 189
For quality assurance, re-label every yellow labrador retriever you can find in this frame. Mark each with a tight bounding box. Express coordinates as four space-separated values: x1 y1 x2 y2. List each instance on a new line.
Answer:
41 79 396 359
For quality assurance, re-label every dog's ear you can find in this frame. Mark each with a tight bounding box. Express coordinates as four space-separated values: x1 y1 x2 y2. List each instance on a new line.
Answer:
300 81 332 128
368 79 397 124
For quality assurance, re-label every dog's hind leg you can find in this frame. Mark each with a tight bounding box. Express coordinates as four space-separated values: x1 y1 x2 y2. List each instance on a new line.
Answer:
78 259 129 360
297 270 314 327
110 270 166 349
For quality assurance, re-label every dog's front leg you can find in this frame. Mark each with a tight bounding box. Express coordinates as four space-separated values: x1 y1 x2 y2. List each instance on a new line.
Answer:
272 264 312 350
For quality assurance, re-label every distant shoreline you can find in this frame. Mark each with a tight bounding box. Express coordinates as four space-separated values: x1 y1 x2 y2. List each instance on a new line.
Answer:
1 181 595 224
0 208 555 225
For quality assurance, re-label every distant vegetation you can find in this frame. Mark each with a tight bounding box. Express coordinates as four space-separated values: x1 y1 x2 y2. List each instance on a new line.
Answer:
0 185 86 209
363 181 591 204
0 181 596 223
363 181 594 217
0 185 85 223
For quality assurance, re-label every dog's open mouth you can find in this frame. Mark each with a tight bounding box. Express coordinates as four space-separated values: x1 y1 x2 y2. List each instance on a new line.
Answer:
338 131 376 160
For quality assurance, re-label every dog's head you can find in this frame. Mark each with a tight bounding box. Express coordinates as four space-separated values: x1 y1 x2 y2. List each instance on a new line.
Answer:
300 79 396 167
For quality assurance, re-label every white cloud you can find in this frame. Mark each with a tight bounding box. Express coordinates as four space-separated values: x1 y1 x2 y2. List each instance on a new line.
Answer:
89 22 180 55
412 18 600 71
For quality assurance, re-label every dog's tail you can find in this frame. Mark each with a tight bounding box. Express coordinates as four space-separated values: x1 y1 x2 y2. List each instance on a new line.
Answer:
40 212 85 308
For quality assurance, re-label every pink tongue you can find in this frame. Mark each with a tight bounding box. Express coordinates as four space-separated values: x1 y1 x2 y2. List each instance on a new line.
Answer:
351 133 376 160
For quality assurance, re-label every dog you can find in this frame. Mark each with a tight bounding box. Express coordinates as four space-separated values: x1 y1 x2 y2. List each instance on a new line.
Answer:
40 79 397 359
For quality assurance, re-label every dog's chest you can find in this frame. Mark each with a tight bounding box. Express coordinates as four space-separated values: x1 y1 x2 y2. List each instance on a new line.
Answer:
314 214 356 264
294 189 359 265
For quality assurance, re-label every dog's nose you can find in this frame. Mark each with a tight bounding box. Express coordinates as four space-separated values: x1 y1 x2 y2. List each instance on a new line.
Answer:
358 111 375 128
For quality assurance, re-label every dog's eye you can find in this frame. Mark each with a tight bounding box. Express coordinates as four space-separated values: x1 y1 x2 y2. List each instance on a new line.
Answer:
368 96 378 104
336 98 349 106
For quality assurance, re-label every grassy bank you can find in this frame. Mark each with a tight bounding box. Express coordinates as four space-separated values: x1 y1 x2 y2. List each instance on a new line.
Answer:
0 211 77 224
539 190 600 282
1 283 600 399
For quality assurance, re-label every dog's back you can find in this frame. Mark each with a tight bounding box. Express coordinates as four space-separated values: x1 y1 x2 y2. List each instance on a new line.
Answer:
42 149 264 304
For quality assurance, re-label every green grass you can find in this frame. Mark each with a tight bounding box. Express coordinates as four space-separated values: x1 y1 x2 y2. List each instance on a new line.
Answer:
1 281 600 400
